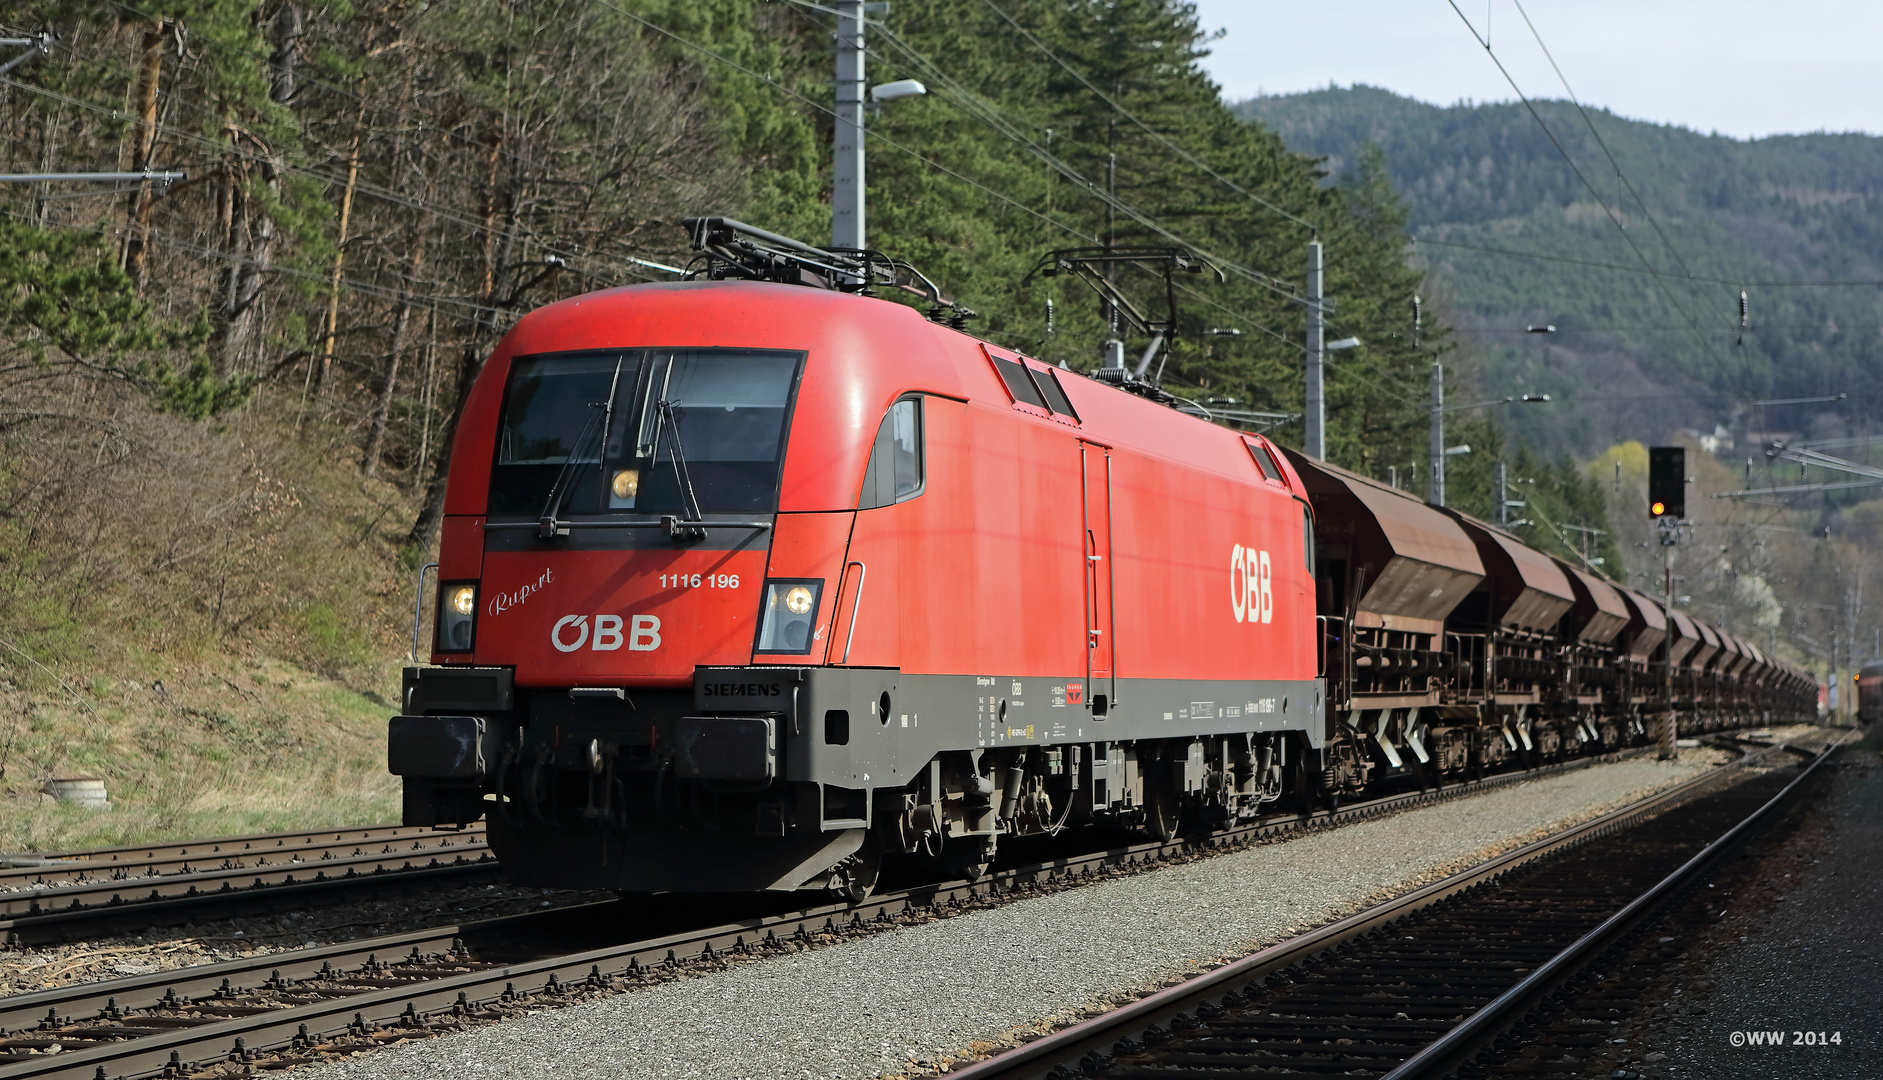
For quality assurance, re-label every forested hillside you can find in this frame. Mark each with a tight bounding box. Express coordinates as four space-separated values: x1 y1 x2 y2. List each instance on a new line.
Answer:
1237 85 1883 457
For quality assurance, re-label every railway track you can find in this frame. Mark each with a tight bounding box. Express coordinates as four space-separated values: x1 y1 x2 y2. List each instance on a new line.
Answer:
947 737 1841 1080
0 827 493 945
0 743 1730 1080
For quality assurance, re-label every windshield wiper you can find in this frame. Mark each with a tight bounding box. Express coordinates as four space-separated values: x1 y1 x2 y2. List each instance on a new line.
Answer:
536 358 626 539
656 397 707 539
535 404 604 538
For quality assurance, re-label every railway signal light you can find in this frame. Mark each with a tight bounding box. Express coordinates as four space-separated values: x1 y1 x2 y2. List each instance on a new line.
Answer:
1649 446 1685 519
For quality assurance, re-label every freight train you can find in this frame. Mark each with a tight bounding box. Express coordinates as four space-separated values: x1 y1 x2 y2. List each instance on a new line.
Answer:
388 219 1817 897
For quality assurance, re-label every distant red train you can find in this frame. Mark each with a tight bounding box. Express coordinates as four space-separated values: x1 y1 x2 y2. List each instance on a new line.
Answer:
1859 660 1883 725
389 220 1814 897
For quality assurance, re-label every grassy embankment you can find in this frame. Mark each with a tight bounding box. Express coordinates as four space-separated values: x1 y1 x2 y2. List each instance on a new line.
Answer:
0 389 417 851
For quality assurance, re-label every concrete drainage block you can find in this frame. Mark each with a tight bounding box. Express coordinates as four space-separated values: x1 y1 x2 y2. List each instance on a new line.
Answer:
41 777 111 809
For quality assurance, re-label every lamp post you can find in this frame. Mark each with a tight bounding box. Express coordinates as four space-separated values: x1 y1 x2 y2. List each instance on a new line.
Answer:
1429 391 1550 508
831 2 924 253
1304 242 1325 459
833 0 866 251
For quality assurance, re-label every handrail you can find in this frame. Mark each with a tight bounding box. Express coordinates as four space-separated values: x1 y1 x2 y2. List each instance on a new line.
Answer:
840 560 867 664
409 562 439 663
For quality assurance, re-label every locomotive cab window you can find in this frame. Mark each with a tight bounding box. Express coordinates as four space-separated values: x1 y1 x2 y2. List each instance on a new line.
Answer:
1301 502 1316 576
487 348 802 519
859 397 924 509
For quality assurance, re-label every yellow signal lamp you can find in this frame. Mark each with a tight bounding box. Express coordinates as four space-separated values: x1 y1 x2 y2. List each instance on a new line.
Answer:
1650 500 1667 517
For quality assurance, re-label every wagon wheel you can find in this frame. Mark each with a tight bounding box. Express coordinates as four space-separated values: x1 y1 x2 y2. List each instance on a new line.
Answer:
833 835 882 903
1143 772 1182 842
943 834 995 882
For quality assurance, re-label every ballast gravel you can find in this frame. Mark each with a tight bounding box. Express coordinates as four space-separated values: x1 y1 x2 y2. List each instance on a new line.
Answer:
305 754 1738 1080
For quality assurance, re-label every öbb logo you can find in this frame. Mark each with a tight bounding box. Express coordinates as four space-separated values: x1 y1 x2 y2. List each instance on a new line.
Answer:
551 614 662 652
1230 545 1273 625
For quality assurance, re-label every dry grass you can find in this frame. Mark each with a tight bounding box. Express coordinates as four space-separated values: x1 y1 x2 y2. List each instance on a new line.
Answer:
0 381 419 852
0 656 401 852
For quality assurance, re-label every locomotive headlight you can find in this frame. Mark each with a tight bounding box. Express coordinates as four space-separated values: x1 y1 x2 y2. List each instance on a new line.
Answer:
437 582 477 654
610 468 640 506
755 579 822 655
448 585 477 616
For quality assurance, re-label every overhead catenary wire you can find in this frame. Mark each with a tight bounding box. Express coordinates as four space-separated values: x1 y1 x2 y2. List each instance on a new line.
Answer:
779 4 1430 413
832 10 1431 389
1413 236 1883 289
1508 1 1708 294
584 0 1102 249
869 2 1458 401
862 22 1304 300
1443 1 1744 389
971 0 1321 237
0 69 649 295
614 0 1330 361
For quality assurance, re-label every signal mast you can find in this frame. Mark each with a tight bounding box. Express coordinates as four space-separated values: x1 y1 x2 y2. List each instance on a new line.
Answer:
1648 445 1687 760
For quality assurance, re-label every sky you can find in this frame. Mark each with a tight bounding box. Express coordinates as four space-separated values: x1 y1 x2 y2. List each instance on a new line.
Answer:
1189 0 1883 140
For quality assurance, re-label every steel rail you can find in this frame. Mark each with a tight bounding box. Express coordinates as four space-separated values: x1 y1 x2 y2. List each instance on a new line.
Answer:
943 738 1819 1080
0 825 486 884
0 838 493 945
1378 739 1839 1080
0 746 1675 1079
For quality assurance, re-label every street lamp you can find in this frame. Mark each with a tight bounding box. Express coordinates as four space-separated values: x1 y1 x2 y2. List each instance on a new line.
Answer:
870 79 927 103
1427 383 1552 507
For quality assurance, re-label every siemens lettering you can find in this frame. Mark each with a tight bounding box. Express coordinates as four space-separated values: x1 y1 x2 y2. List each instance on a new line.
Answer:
702 682 785 701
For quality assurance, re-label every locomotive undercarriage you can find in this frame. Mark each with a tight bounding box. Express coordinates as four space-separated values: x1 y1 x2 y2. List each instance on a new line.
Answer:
433 730 1305 895
394 662 1802 896
393 665 1322 894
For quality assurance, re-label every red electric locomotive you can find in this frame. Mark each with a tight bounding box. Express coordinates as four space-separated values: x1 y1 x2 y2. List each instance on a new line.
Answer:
391 220 1323 895
391 219 1816 896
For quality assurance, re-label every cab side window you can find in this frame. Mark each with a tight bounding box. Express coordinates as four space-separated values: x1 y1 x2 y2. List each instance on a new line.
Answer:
859 397 924 508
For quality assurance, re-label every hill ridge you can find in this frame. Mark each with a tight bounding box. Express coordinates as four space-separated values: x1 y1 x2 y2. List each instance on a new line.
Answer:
1234 85 1883 457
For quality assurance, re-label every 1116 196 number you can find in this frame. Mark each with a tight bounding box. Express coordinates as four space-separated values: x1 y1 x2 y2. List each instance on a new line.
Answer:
660 573 740 589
